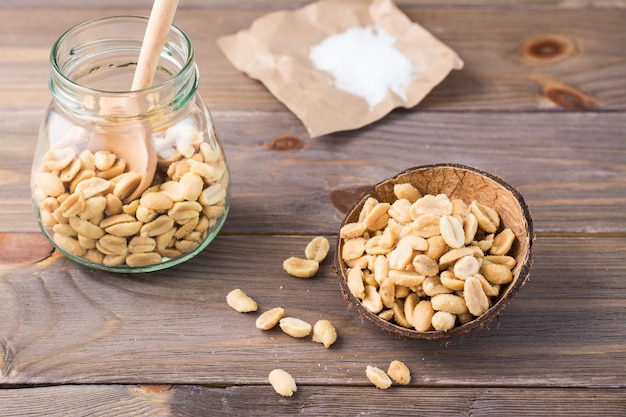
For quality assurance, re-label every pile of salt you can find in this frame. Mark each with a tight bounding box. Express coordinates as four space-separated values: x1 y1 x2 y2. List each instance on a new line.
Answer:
309 25 415 110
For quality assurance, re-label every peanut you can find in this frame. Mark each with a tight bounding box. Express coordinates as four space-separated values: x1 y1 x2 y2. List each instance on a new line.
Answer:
453 255 480 279
440 215 465 249
397 234 428 251
347 267 366 299
469 200 500 233
304 236 330 263
199 183 226 207
424 235 448 261
283 257 319 278
363 202 390 231
410 193 452 218
59 192 85 218
168 201 202 222
342 237 366 260
256 307 285 330
463 213 478 244
268 369 297 397
387 360 411 385
179 172 203 201
94 151 116 171
403 293 419 328
373 255 389 285
113 171 141 200
392 301 411 328
140 192 174 211
69 217 105 240
226 289 258 313
431 311 456 331
388 243 414 270
480 261 513 284
79 196 107 221
393 183 421 202
431 294 468 315
279 317 312 338
141 215 175 237
389 270 426 288
413 300 434 332
362 285 383 314
340 222 367 239
311 319 337 348
74 177 110 199
128 236 157 253
96 234 127 256
126 252 162 267
53 232 85 256
464 276 490 316
35 172 65 197
388 199 412 225
43 147 75 171
491 228 516 255
440 270 465 291
366 366 392 389
411 214 441 238
379 277 395 309
412 254 439 277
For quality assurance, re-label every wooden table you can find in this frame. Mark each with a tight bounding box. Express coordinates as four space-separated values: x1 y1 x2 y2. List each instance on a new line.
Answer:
1 0 625 415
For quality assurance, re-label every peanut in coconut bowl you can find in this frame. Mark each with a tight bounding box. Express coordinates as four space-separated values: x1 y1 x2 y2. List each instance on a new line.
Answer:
334 164 533 340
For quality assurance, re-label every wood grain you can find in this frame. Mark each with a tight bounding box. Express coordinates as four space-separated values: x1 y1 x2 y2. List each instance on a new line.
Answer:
1 385 625 417
2 109 624 234
1 1 624 415
1 6 624 235
1 8 625 112
1 236 624 386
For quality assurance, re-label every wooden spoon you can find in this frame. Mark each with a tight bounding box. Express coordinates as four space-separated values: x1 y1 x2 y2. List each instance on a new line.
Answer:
89 0 179 203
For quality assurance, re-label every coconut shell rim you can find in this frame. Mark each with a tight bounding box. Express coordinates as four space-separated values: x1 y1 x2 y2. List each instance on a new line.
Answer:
334 163 534 341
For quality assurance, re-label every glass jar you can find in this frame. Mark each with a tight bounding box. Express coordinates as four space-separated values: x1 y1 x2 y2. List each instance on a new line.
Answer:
31 16 230 272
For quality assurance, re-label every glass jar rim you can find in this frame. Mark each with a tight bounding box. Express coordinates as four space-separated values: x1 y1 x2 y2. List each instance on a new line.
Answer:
50 15 195 96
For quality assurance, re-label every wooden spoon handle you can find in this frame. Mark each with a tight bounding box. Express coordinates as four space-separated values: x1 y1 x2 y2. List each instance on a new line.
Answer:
131 0 180 91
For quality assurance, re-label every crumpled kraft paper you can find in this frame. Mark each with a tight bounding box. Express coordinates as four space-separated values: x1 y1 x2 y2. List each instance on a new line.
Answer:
217 0 463 137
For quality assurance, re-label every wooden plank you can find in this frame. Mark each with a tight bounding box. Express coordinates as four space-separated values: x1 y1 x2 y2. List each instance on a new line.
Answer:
0 8 624 111
4 0 626 9
2 110 624 234
1 236 624 387
0 385 625 416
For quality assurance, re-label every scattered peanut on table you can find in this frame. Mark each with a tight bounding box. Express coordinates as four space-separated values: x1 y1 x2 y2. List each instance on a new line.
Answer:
226 235 341 397
282 236 330 278
268 369 297 397
366 360 411 389
226 289 258 313
365 365 392 390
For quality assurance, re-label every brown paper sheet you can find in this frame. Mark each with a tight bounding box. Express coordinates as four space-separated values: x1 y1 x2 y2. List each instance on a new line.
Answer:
217 0 463 137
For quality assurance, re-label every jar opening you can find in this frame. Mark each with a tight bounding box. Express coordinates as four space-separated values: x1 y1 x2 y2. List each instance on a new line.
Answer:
50 15 196 119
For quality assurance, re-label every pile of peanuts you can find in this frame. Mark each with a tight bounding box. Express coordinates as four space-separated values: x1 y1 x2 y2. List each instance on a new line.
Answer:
33 125 228 268
340 183 517 332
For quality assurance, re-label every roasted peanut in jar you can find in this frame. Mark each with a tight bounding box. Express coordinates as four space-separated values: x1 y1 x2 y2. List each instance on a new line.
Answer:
31 16 230 272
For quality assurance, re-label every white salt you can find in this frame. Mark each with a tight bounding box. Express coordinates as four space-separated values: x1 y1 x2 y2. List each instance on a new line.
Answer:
309 25 415 110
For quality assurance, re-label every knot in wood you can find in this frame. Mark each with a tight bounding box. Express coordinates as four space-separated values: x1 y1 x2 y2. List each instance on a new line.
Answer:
543 84 599 111
329 185 371 214
267 135 303 151
522 35 576 64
